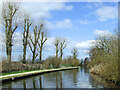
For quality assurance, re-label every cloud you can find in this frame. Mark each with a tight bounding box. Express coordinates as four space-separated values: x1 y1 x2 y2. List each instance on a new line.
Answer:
86 2 103 9
44 37 55 51
1 32 23 52
79 20 89 24
46 19 73 29
42 37 95 55
76 40 96 49
94 30 112 36
65 5 73 10
96 6 117 21
23 2 73 19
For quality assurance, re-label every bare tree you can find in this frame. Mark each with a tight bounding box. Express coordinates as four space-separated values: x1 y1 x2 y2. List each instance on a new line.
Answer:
2 2 21 71
28 24 43 64
71 48 78 59
37 31 47 63
54 38 60 58
60 39 66 60
23 17 32 63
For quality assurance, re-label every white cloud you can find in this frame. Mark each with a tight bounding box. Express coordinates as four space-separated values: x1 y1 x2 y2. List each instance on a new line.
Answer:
46 19 73 29
76 40 96 49
42 37 95 55
0 32 23 53
83 50 89 54
13 32 23 46
65 5 73 10
23 2 73 20
96 6 117 21
86 5 93 9
79 20 89 24
94 30 112 36
44 37 55 51
86 2 103 9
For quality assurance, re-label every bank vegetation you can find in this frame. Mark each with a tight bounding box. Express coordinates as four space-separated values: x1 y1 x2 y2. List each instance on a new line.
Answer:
88 31 120 85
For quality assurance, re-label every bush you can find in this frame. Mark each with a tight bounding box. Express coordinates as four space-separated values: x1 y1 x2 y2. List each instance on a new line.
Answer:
43 56 62 69
89 33 119 83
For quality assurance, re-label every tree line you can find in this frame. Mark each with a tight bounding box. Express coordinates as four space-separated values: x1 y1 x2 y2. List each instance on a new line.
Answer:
2 2 47 64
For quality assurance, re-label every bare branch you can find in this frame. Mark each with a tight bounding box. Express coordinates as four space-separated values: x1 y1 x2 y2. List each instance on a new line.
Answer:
28 41 33 53
29 35 35 46
12 26 17 34
35 53 38 59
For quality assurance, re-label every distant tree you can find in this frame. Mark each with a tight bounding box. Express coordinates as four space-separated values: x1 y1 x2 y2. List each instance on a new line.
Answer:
28 24 43 64
71 48 78 59
53 38 60 58
62 55 80 67
80 59 84 66
60 39 66 60
84 57 89 66
43 56 61 68
23 17 32 63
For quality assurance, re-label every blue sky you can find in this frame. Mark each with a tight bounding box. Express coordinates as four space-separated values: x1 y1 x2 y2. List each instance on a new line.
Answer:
0 1 118 61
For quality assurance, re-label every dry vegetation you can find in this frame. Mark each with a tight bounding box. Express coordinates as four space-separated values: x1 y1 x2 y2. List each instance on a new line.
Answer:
88 31 120 84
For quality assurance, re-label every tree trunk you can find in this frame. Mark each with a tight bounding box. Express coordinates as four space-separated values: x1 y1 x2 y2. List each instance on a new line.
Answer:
60 50 63 60
39 76 42 90
56 46 58 58
7 36 12 72
32 51 35 64
23 45 26 63
39 46 43 63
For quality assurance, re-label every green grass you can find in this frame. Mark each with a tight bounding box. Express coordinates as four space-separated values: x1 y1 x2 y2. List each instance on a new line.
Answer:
1 69 41 75
1 67 79 76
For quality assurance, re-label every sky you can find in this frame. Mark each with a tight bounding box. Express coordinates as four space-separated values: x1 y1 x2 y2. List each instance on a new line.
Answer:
0 1 118 61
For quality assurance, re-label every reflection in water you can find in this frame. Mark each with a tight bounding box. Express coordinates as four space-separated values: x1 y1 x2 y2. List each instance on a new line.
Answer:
2 68 119 89
56 72 58 90
33 78 36 90
23 80 26 90
8 82 12 90
89 73 119 88
39 76 42 90
60 72 62 89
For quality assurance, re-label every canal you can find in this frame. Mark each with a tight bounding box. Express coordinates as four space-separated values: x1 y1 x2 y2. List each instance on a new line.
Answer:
2 68 119 89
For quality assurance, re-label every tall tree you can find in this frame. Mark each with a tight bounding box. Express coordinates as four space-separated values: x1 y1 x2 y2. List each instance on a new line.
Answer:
28 24 42 64
23 17 32 63
2 2 20 71
60 40 66 60
38 31 47 63
54 38 60 58
71 48 78 59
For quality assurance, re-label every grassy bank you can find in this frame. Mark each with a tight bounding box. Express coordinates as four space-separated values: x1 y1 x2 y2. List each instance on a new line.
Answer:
0 67 79 80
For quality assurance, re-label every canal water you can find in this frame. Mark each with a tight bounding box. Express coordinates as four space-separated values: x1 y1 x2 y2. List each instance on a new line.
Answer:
2 68 119 89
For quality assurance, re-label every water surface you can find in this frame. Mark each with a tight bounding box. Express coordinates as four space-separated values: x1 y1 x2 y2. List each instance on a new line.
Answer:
2 68 119 89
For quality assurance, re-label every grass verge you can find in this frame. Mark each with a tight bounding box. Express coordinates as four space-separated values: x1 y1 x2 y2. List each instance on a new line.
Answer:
0 67 79 80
